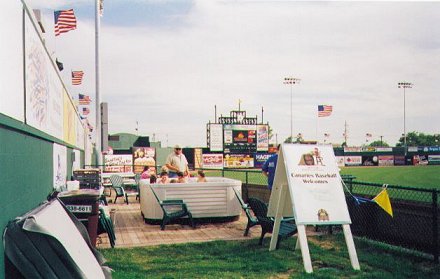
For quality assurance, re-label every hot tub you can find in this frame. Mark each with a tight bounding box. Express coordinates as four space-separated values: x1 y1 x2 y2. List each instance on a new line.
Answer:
140 177 242 222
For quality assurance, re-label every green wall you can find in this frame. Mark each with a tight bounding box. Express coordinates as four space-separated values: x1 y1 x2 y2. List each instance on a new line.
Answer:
0 125 54 276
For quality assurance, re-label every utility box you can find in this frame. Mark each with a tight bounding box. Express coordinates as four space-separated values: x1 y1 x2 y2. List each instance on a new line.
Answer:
58 189 101 247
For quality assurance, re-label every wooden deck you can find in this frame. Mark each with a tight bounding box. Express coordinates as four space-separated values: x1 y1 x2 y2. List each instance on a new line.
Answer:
96 196 263 249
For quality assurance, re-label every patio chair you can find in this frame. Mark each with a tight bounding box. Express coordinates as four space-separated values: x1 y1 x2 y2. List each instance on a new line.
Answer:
109 174 128 204
149 186 194 230
98 207 116 248
232 187 259 236
248 197 297 248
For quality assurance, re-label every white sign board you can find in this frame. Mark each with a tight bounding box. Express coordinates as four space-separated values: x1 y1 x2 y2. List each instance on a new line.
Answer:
267 144 359 273
268 144 351 225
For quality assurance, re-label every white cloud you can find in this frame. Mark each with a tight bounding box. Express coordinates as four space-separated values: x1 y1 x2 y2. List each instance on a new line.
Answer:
27 0 440 147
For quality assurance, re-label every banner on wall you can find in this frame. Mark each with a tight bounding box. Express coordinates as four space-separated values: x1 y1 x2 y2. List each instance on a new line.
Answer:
63 92 77 145
53 143 67 191
202 154 223 169
0 1 24 121
25 12 65 140
378 155 394 166
413 155 428 166
104 155 133 173
256 125 269 151
194 148 203 169
209 124 223 152
133 147 155 173
362 156 378 166
344 156 362 166
428 155 440 165
224 154 254 168
394 155 406 166
375 147 393 152
335 156 345 167
254 153 271 168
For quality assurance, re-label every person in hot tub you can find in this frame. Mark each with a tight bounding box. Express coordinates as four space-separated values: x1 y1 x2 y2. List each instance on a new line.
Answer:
177 171 187 183
158 171 170 184
197 170 207 183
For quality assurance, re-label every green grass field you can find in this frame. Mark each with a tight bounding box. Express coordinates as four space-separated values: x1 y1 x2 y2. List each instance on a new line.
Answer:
340 165 440 189
204 165 440 190
100 235 440 278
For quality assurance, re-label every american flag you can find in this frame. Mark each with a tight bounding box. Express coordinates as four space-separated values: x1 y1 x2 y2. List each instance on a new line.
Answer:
82 107 90 115
318 105 333 117
78 94 91 105
72 71 84 85
54 9 77 36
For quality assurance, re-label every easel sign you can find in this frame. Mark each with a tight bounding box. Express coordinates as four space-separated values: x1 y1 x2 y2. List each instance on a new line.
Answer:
267 144 360 273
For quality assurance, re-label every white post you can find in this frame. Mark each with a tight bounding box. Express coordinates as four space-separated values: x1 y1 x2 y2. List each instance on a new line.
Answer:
269 184 287 251
342 224 360 270
95 0 102 168
297 225 313 273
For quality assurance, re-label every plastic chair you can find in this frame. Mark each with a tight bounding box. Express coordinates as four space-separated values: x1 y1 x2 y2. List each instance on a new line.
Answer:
232 187 259 236
109 175 128 204
248 197 297 248
149 186 194 230
98 207 116 248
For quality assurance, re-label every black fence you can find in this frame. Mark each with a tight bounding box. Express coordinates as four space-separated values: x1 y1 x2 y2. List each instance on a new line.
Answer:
342 176 439 263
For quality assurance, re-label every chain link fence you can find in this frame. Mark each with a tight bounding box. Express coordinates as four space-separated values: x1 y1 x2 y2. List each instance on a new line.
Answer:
342 175 439 262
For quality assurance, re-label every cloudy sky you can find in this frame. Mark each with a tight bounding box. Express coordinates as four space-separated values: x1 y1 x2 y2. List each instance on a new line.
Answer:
29 0 440 148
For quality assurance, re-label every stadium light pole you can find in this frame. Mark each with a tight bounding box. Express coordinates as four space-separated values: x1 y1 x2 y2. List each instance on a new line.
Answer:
398 82 413 150
283 77 301 141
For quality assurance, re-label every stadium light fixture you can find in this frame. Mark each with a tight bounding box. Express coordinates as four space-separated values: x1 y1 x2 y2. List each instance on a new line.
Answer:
283 77 301 140
398 82 413 150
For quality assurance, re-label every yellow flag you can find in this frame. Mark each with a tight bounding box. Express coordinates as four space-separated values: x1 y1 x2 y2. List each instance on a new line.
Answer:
373 189 393 217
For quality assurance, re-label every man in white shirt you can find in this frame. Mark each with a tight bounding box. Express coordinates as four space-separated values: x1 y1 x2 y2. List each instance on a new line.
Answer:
165 144 189 178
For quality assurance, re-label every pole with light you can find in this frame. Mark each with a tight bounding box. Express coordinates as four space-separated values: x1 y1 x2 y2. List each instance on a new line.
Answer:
283 77 301 141
398 82 413 149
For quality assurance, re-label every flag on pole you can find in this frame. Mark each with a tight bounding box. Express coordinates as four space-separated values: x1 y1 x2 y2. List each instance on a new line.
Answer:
82 107 90 115
72 71 84 85
54 9 77 36
78 94 91 105
318 105 333 117
373 189 393 217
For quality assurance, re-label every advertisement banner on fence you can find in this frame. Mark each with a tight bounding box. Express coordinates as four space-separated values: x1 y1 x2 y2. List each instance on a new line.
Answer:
254 153 271 168
394 155 406 166
344 147 362 153
224 154 254 168
428 155 440 165
362 156 378 166
378 155 394 166
104 155 133 173
344 156 362 166
336 156 345 167
202 154 224 169
407 146 418 152
375 147 393 152
133 147 156 173
428 146 440 152
413 155 428 166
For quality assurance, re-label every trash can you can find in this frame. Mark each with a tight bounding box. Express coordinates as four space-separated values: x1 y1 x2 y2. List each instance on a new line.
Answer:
58 189 101 247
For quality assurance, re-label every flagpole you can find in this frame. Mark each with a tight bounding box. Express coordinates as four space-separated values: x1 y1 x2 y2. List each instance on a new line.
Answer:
95 0 102 168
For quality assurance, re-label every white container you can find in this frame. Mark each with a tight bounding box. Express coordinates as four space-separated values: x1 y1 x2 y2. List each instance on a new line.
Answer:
66 180 80 191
